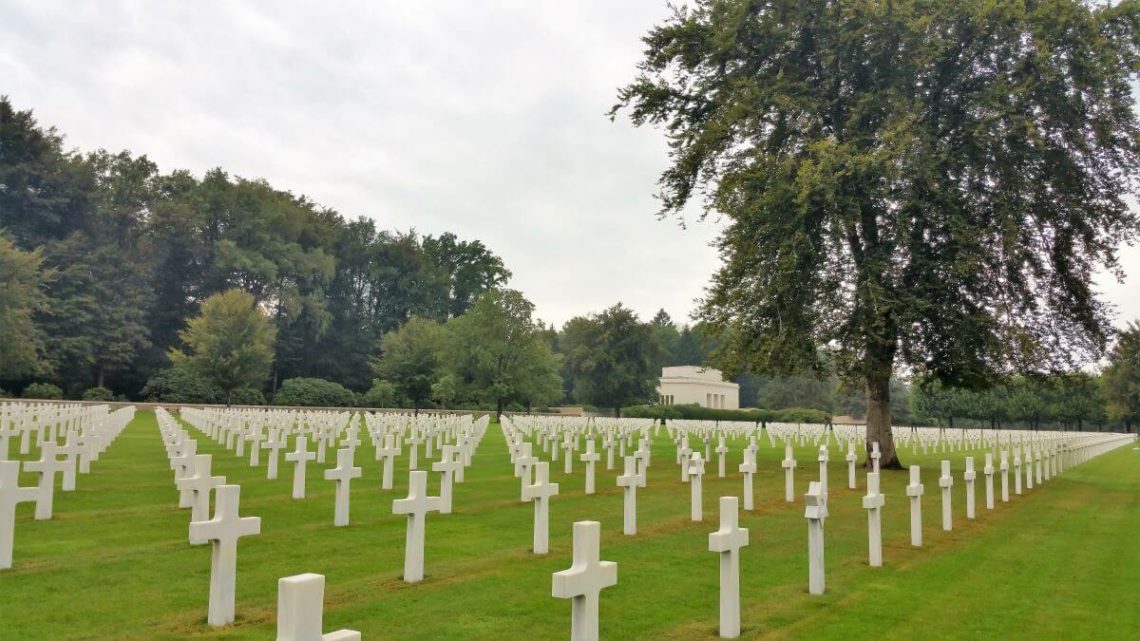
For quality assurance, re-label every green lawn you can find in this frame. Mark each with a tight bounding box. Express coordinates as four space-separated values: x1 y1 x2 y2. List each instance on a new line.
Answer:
2 411 1138 640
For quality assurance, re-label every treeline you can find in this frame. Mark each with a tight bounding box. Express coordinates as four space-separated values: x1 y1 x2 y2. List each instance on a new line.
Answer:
911 365 1137 432
0 97 509 398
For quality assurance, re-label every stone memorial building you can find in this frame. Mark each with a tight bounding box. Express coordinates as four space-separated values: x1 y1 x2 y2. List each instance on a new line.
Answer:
656 366 740 409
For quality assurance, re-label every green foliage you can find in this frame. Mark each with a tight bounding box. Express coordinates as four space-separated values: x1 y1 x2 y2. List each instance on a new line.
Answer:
374 316 443 410
22 382 62 400
140 368 222 404
0 96 513 398
170 289 276 403
561 303 660 416
229 387 266 406
440 289 562 414
431 374 458 409
81 386 114 402
614 0 1140 457
911 374 1108 429
360 379 398 408
1102 322 1140 429
272 377 356 407
0 231 50 378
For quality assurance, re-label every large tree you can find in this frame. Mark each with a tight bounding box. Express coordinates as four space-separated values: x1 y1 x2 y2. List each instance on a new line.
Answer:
170 289 276 404
613 0 1140 467
0 232 50 379
374 316 443 413
1102 322 1140 431
561 303 660 417
441 289 562 417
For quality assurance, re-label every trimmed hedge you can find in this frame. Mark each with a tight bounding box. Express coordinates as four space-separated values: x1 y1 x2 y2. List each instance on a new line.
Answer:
623 403 830 424
273 377 356 408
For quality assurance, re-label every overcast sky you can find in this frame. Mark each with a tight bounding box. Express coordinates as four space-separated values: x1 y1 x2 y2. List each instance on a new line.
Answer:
2 1 1138 330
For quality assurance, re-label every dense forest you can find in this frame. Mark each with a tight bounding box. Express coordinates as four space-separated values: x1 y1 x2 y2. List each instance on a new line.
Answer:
0 96 511 397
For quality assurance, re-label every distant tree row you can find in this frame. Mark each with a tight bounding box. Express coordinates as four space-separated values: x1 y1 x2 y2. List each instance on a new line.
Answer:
0 97 509 398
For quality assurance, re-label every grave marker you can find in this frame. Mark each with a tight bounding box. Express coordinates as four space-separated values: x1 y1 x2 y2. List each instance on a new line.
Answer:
552 521 617 641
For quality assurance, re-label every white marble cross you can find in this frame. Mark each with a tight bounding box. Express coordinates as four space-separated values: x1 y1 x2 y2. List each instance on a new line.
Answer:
1014 449 1023 495
862 472 885 567
324 448 362 527
616 456 639 536
715 435 728 478
905 465 924 547
285 436 316 499
781 443 796 503
376 434 400 491
845 441 857 489
172 440 199 507
563 437 576 475
870 441 881 474
0 460 38 569
263 430 285 480
964 456 977 520
178 454 226 522
23 441 67 520
679 438 692 482
1000 450 1010 502
188 484 261 627
276 573 361 641
817 445 829 507
804 481 825 595
552 520 617 641
689 452 706 522
983 453 995 511
57 434 81 492
709 496 748 639
580 439 601 495
431 445 462 514
523 461 560 554
1025 445 1035 490
938 460 953 531
392 470 441 582
738 448 757 511
406 432 422 470
246 428 263 467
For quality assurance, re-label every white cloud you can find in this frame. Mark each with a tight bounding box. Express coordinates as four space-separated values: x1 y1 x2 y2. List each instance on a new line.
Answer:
1 0 1136 332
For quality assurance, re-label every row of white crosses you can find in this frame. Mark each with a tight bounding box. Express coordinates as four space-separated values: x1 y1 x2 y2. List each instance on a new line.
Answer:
0 402 134 570
509 415 1138 639
163 406 494 632
158 408 363 638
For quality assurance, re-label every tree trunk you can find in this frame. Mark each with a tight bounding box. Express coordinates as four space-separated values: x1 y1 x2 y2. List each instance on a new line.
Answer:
865 368 903 469
96 367 105 389
496 398 504 422
614 406 621 418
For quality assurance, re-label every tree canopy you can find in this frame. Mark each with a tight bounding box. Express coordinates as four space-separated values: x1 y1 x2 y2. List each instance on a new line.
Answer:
0 96 510 398
1102 323 1140 430
613 0 1140 466
561 303 660 416
170 289 276 404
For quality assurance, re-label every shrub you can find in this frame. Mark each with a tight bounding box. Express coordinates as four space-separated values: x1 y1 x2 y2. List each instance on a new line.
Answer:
228 387 266 406
360 379 398 408
23 382 63 400
81 387 114 402
141 368 222 404
273 377 356 408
